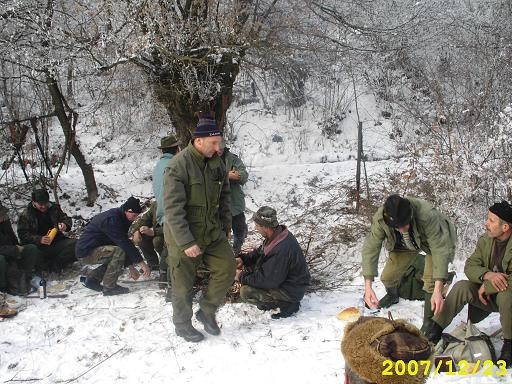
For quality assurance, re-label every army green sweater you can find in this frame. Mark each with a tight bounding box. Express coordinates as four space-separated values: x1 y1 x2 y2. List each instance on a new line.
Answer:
129 201 163 238
362 197 456 281
465 234 512 295
163 141 231 250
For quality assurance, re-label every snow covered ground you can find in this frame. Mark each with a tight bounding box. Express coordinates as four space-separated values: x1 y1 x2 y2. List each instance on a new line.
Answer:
1 96 511 383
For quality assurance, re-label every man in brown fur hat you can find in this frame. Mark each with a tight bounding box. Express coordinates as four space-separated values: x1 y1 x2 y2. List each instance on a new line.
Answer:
341 316 432 384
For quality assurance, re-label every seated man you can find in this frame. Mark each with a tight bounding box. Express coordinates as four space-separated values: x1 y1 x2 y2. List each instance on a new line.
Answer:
130 200 167 275
76 197 151 296
17 188 76 273
342 316 432 384
235 206 310 319
0 203 38 295
425 200 512 367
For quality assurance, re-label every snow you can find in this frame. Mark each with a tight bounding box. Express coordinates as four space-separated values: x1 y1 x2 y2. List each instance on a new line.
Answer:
1 92 511 384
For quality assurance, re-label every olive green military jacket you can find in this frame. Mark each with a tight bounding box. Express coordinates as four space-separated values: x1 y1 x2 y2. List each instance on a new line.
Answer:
163 141 231 251
464 234 512 295
129 201 163 238
362 197 456 281
222 149 248 216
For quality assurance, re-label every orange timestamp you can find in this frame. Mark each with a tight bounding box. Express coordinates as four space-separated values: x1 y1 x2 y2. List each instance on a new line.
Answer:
382 358 509 377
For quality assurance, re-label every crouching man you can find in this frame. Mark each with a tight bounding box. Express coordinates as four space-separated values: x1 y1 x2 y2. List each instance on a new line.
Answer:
76 197 151 296
425 200 512 368
235 206 310 319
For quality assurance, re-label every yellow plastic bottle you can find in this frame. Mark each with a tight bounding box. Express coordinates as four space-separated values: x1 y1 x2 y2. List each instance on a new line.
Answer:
47 227 58 243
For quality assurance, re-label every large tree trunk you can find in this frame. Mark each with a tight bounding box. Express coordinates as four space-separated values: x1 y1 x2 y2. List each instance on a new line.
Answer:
46 74 98 206
150 51 240 145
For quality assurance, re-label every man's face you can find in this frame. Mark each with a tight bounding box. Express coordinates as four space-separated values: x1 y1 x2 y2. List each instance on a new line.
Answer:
125 211 140 222
485 211 509 239
254 223 270 239
397 224 410 234
33 201 49 213
195 136 223 158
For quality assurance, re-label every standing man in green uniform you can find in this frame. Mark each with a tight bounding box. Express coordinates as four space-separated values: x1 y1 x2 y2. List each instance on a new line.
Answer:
425 200 512 367
163 113 235 343
218 140 249 255
362 194 457 332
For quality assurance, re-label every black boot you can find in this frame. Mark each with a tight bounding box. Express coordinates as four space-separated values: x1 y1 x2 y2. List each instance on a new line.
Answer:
424 321 444 344
257 302 280 311
82 277 103 292
175 321 204 342
102 284 129 296
196 309 221 335
379 287 399 308
498 339 512 368
271 301 300 319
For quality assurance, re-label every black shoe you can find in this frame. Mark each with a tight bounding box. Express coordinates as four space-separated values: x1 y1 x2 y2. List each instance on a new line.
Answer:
271 302 300 319
498 339 512 368
102 284 129 296
424 321 444 344
159 270 168 283
196 309 221 335
82 277 103 292
175 322 204 343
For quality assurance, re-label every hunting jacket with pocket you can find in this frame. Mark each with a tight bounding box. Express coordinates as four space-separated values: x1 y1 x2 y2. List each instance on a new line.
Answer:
362 197 456 281
17 202 72 245
163 141 231 251
464 234 512 295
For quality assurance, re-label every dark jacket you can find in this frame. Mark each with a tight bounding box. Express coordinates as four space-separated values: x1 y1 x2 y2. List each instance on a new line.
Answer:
17 202 73 245
239 226 310 302
221 148 248 216
0 218 20 260
75 208 143 264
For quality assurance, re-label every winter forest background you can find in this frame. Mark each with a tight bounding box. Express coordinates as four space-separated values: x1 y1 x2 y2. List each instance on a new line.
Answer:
2 0 512 285
1 1 512 383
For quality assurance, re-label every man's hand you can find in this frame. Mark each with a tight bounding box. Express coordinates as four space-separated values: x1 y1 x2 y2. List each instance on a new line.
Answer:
483 271 509 292
478 283 491 306
128 265 140 280
363 281 379 309
431 290 445 315
184 245 202 258
138 261 151 278
58 222 67 231
132 231 142 245
40 235 52 245
139 226 154 237
235 268 242 281
235 257 243 269
16 245 24 252
228 170 241 181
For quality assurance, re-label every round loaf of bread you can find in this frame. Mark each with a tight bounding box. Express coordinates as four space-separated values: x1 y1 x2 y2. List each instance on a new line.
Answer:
337 306 361 321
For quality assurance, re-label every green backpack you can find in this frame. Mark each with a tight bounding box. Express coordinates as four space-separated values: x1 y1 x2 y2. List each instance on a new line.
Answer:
434 321 496 363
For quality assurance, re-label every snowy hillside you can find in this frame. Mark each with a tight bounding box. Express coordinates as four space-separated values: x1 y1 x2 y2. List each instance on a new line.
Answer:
1 94 510 384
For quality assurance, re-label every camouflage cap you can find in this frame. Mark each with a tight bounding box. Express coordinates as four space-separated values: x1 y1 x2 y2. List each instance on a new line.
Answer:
341 316 432 384
252 206 279 228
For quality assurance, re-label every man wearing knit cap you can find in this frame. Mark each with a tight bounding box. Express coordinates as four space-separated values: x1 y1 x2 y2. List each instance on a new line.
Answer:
425 200 512 367
235 206 310 319
341 316 432 384
362 194 457 334
76 196 151 296
163 112 235 342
